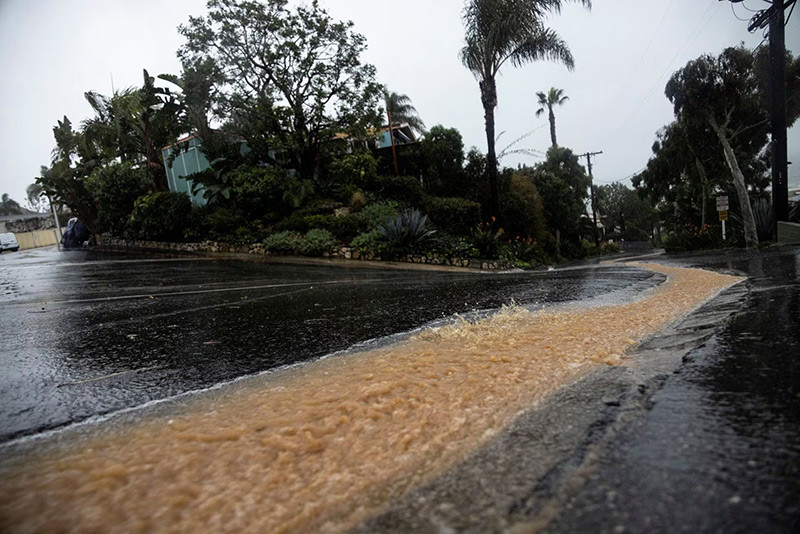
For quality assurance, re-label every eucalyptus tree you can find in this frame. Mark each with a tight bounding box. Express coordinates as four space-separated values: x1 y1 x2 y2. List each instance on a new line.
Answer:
460 0 591 216
178 0 383 182
665 45 800 248
535 87 569 147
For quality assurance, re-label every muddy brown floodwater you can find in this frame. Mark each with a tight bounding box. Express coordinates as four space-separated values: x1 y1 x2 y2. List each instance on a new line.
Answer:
0 263 742 533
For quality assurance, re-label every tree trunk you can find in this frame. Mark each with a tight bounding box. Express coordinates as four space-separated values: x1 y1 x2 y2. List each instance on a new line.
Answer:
480 77 500 217
549 107 557 148
709 118 758 248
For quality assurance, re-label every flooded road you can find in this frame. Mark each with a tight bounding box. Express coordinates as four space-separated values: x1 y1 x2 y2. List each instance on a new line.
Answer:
0 247 658 442
0 262 741 532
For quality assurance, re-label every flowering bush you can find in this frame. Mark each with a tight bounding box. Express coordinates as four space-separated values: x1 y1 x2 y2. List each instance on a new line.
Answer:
471 217 504 259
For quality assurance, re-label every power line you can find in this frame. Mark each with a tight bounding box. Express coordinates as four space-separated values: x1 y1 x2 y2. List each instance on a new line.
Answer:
731 2 750 21
603 2 722 145
638 0 678 63
595 167 647 186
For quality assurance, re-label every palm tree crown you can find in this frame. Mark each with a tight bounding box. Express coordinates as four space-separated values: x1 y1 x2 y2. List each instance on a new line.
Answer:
535 87 569 147
384 89 425 134
460 0 590 216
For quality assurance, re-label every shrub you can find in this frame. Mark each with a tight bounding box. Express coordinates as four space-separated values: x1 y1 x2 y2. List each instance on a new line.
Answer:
361 201 400 229
328 152 378 189
374 175 424 205
303 214 330 230
662 224 724 253
206 207 244 238
264 231 303 254
299 229 337 256
423 196 482 235
350 191 367 212
350 229 387 256
230 166 312 218
378 209 435 258
274 212 310 233
326 215 367 242
471 219 504 259
507 236 538 262
500 174 547 241
431 233 476 258
86 163 151 236
128 192 192 242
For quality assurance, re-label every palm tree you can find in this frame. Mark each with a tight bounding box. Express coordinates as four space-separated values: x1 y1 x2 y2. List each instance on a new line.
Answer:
384 89 425 176
384 89 426 134
461 0 590 216
536 87 569 148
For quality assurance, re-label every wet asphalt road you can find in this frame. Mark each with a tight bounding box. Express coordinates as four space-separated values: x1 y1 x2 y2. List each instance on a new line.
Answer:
546 247 800 533
0 247 659 443
355 246 800 533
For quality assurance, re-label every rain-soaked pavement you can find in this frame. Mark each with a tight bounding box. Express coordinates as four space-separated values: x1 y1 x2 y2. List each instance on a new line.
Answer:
2 245 799 532
0 247 659 443
357 245 800 533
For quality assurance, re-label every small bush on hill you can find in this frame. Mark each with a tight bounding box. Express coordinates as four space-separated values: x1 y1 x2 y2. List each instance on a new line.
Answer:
350 229 386 256
423 196 481 236
298 229 336 256
128 192 191 242
264 231 303 254
430 233 476 258
471 219 504 259
374 175 423 205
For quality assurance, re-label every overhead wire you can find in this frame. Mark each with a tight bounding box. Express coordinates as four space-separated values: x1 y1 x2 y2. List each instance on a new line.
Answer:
602 1 722 146
731 2 751 21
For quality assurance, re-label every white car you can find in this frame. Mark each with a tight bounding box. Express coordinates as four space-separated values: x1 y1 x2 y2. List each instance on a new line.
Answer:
0 232 19 252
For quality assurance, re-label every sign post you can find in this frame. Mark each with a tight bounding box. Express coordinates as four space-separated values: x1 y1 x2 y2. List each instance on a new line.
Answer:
717 196 729 241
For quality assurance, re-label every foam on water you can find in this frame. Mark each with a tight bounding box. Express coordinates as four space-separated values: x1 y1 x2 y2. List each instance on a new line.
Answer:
0 263 742 533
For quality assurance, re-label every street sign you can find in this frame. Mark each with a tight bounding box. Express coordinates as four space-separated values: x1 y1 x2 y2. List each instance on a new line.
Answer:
716 195 729 211
719 210 729 221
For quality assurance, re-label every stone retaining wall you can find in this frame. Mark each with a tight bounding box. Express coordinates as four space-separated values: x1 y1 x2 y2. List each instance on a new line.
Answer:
95 235 515 271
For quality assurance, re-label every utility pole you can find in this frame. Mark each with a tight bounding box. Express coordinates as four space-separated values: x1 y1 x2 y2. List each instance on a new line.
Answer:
769 0 790 238
579 151 603 247
722 0 796 238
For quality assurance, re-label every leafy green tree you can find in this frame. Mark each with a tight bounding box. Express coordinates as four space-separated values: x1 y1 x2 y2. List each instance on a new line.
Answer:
665 46 799 248
535 87 569 147
420 125 465 196
596 182 654 240
500 173 548 240
39 120 100 230
179 0 383 182
85 163 151 236
460 0 590 216
521 146 590 248
81 71 183 191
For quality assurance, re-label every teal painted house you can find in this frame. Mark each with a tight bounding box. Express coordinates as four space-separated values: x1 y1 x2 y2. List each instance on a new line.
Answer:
161 135 211 206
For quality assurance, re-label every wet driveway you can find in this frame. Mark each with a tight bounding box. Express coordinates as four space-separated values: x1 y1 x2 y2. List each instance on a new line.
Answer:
0 247 659 443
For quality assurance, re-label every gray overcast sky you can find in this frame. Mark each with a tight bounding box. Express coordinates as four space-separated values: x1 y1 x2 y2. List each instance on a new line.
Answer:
1 0 798 207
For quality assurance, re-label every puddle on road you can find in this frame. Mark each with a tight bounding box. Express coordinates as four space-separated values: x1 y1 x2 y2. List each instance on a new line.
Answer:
0 264 742 533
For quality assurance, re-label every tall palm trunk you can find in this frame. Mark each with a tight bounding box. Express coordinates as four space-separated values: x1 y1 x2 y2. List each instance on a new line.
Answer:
709 117 758 248
549 106 557 147
480 77 500 217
